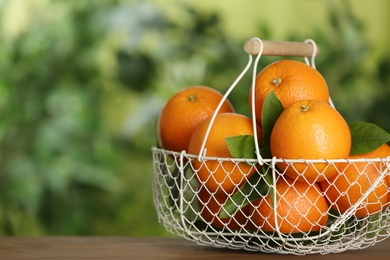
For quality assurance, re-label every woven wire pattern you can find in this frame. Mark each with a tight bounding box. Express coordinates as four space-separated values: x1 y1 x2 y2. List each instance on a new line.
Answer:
152 147 390 255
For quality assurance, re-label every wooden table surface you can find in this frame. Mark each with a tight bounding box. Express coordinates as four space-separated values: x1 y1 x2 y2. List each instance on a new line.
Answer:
0 236 389 259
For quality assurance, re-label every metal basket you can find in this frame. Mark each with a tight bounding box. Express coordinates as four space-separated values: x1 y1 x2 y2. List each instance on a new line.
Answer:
151 38 390 255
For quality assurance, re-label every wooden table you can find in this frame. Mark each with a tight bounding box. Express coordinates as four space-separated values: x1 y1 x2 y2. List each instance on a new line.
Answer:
0 237 389 259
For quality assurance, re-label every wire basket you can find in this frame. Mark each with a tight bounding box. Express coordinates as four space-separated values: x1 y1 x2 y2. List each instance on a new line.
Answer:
151 38 390 255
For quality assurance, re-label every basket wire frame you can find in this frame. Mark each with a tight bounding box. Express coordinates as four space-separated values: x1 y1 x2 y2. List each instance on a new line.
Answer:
152 37 390 255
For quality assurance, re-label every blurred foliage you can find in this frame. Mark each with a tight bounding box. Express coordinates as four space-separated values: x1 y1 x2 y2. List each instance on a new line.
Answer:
312 2 390 131
0 0 388 235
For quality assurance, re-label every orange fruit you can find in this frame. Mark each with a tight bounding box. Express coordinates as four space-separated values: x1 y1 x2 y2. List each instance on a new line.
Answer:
270 100 351 183
251 59 329 125
249 177 329 234
197 187 249 230
158 86 234 152
188 113 260 194
320 144 390 218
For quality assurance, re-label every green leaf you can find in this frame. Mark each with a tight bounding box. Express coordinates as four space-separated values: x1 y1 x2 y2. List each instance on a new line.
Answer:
219 166 273 218
366 212 388 238
349 122 390 155
225 135 256 159
263 166 275 208
159 155 196 211
219 173 260 218
161 159 180 209
152 120 161 148
260 146 271 159
261 91 284 146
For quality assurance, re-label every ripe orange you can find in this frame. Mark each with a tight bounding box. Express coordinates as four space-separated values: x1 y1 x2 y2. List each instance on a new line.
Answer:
197 187 249 230
249 177 329 234
188 113 260 194
320 144 390 218
270 100 351 183
251 59 329 125
158 86 234 152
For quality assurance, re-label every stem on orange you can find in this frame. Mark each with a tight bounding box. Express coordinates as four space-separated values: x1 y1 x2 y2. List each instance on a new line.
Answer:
188 95 196 102
301 105 309 112
272 78 282 86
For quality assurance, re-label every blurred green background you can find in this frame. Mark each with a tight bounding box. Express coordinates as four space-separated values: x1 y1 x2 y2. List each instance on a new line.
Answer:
0 0 389 236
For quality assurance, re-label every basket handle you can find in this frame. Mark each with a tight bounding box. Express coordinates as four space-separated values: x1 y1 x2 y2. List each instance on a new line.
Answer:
244 39 320 57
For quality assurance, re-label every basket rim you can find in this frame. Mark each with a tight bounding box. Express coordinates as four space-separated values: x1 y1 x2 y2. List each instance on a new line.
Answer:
152 146 390 164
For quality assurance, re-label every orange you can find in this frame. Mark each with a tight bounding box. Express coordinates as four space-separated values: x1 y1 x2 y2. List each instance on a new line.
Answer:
320 144 390 218
197 187 250 230
188 113 260 194
270 100 351 183
249 177 329 234
158 86 234 152
251 59 329 125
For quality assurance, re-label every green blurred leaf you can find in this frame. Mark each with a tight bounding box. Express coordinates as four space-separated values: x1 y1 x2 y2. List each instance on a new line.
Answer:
349 122 390 155
219 166 273 218
261 91 284 146
260 146 272 159
225 135 256 159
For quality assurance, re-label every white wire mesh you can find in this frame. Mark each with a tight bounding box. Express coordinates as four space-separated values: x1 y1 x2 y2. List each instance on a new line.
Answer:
152 147 390 255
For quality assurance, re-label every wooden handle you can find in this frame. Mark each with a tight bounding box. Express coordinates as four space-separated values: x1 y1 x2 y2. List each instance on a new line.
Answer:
244 38 319 57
